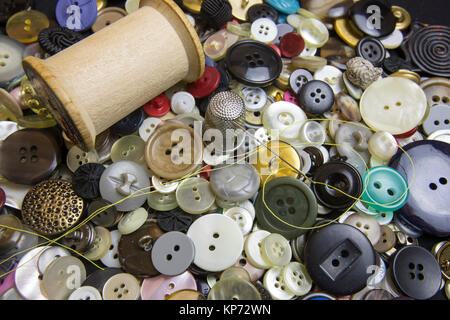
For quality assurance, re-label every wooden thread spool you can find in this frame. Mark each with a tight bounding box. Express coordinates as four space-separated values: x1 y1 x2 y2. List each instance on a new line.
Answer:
22 0 205 151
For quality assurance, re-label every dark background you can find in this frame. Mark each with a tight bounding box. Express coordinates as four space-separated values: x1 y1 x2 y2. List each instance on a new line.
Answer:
391 0 449 27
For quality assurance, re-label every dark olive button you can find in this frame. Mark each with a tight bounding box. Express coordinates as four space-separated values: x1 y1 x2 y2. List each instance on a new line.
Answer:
389 140 450 237
72 163 106 200
225 40 282 87
110 108 145 136
118 221 164 278
305 223 377 296
312 159 363 209
348 0 396 38
390 246 442 300
356 37 385 67
298 80 335 115
156 207 194 233
0 129 61 185
82 268 123 292
254 177 318 240
246 3 278 23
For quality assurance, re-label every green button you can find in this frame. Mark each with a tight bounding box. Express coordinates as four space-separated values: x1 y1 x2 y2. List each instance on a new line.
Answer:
110 135 145 164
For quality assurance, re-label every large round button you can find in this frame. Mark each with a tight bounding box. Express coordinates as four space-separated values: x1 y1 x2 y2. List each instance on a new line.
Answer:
140 271 197 300
305 223 377 296
187 214 244 272
360 77 428 135
6 9 50 44
225 40 282 87
298 80 334 115
175 177 215 214
390 246 442 300
348 0 396 38
66 145 99 173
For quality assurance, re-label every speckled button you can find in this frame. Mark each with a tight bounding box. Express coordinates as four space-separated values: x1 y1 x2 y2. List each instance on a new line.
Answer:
140 271 197 300
102 273 140 300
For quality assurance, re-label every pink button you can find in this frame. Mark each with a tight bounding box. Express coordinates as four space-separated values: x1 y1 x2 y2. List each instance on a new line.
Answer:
284 89 299 105
140 271 197 300
0 267 16 296
234 254 265 282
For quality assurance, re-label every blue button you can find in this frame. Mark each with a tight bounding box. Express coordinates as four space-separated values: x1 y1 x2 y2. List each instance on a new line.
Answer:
55 0 98 32
265 0 300 15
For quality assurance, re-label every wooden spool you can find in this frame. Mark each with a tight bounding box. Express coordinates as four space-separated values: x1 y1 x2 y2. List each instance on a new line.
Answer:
22 0 205 151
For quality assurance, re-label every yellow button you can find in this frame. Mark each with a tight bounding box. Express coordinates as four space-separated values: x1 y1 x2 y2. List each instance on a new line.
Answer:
183 0 202 14
229 0 263 21
20 76 53 119
392 6 411 31
6 10 50 44
334 18 363 48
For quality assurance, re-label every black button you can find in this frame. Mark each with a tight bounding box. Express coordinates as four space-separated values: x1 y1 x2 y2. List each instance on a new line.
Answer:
312 159 363 209
38 27 84 56
389 140 450 237
356 37 386 67
0 0 33 23
305 223 377 296
196 278 211 297
225 40 282 87
298 80 335 115
110 108 145 136
156 208 194 233
200 0 233 29
72 163 106 200
303 146 325 175
348 0 396 38
246 3 279 23
390 246 442 300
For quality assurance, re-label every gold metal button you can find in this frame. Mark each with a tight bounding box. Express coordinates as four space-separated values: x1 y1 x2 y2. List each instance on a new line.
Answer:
391 6 411 31
334 18 363 48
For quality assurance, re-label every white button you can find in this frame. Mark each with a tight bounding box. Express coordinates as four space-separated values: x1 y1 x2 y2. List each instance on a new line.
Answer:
263 266 295 300
397 130 424 147
343 213 382 245
187 214 244 272
232 199 256 220
368 130 398 161
298 17 329 48
66 146 99 173
15 246 48 300
139 117 162 142
286 14 304 29
335 122 373 164
250 18 278 43
314 65 344 94
242 87 267 111
100 230 122 268
298 120 326 145
118 207 148 235
379 29 403 49
281 261 313 296
223 207 253 235
244 230 271 269
360 77 428 135
171 91 195 114
289 68 313 94
343 72 363 100
84 226 111 261
68 286 102 300
102 273 141 300
299 44 317 57
254 127 272 144
427 129 450 144
262 101 307 141
261 233 292 267
151 175 179 194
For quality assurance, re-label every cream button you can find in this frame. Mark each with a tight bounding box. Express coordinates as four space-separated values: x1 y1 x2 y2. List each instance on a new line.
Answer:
171 91 195 114
68 286 102 300
343 213 382 246
118 207 148 235
250 18 278 43
139 117 162 142
261 233 292 267
175 177 216 214
298 120 327 145
299 44 317 57
298 17 329 48
100 230 122 268
281 261 313 296
203 32 227 61
360 77 428 135
102 273 141 300
368 131 398 161
224 207 253 235
110 135 146 163
314 65 344 94
263 266 295 300
242 87 267 112
244 230 271 269
379 29 403 49
227 199 256 220
152 175 179 194
262 101 307 141
66 146 99 173
147 191 178 211
84 226 112 261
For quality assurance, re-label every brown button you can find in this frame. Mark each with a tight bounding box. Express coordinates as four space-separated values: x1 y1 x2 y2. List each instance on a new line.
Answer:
145 120 203 180
420 77 450 108
320 37 356 65
373 225 397 253
21 180 85 236
0 214 23 253
118 220 164 278
92 7 127 33
0 129 61 185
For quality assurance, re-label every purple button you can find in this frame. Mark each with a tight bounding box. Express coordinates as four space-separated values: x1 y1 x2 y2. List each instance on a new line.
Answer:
140 271 197 300
0 267 16 296
55 0 98 32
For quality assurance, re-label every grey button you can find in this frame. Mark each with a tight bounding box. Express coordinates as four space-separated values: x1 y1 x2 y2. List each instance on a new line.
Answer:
151 231 195 276
274 23 295 46
99 161 149 211
89 199 120 228
289 69 313 94
422 104 450 136
210 163 260 201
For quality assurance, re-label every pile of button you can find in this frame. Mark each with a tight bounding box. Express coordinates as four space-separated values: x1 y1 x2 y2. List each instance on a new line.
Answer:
0 0 449 301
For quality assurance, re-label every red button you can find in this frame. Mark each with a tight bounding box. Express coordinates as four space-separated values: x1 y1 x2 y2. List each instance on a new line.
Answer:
199 164 212 181
393 127 418 139
269 43 281 57
187 66 220 99
279 32 305 58
143 94 171 117
0 188 5 212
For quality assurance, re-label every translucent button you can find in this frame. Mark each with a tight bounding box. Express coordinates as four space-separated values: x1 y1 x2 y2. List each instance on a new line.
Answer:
263 266 295 300
261 233 292 267
262 101 307 141
223 207 253 235
6 10 50 44
281 262 313 296
110 135 145 163
176 177 215 214
203 31 227 61
298 17 329 48
242 87 267 112
368 131 398 161
147 191 178 211
298 120 327 145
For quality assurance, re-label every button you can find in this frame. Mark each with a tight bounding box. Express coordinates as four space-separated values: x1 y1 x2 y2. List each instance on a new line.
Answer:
38 26 84 55
312 160 362 210
279 32 305 58
360 77 427 135
140 271 197 300
175 177 215 214
187 214 244 272
260 233 292 267
210 163 259 202
298 120 326 145
67 145 99 173
72 163 105 200
60 223 96 254
255 177 318 240
6 9 50 44
298 80 335 114
56 0 98 32
368 130 398 162
348 0 396 38
156 207 193 233
99 160 149 212
151 231 195 276
379 29 403 50
208 277 261 300
84 226 111 261
143 94 171 118
151 175 179 194
283 89 299 105
422 105 450 136
356 37 386 67
145 121 202 180
0 129 61 185
139 117 162 143
100 230 122 268
335 92 361 122
263 266 294 300
0 88 22 119
118 207 149 235
0 214 23 254
203 31 227 61
42 256 86 300
68 286 102 300
242 87 267 112
289 68 313 95
223 207 253 235
390 246 442 300
226 40 282 87
15 247 49 300
298 17 329 48
118 221 164 277
250 18 278 43
110 108 145 136
302 292 335 300
110 135 145 164
199 0 232 29
334 18 364 48
427 129 450 144
91 7 127 33
274 23 295 46
265 0 299 15
436 242 450 280
343 213 381 245
334 122 373 164
234 252 265 282
281 261 313 296
166 289 205 300
187 66 220 99
313 65 344 95
262 101 307 141
305 223 377 296
89 199 120 228
244 230 271 269
147 191 179 212
389 140 450 237
320 37 356 66
342 72 363 100
391 6 410 31
102 273 140 300
373 225 397 253
229 0 262 20
246 3 278 23
82 267 123 292
420 77 450 108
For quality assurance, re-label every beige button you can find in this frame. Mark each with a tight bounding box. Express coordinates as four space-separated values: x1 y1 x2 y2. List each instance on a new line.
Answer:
261 233 292 267
84 226 111 261
343 213 381 246
147 191 178 211
103 273 141 300
203 31 227 61
66 145 99 173
175 177 215 214
110 135 145 164
118 207 148 235
229 0 263 21
420 77 450 108
263 266 295 300
92 7 127 32
281 261 313 296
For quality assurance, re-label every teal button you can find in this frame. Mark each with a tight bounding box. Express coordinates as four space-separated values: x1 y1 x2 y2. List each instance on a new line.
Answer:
362 166 409 212
266 0 300 15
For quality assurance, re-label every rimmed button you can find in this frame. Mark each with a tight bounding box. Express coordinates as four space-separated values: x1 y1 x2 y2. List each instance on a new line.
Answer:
247 3 278 23
436 242 450 280
139 117 162 143
356 37 386 67
91 7 127 33
262 101 307 141
244 230 271 269
242 87 267 112
143 94 171 118
263 266 294 300
15 247 49 300
100 230 122 268
298 80 335 114
110 108 145 136
374 225 397 253
289 68 313 94
102 273 140 300
147 191 178 211
140 271 197 300
187 66 220 99
82 268 123 293
420 77 450 108
60 223 96 254
298 17 329 48
89 199 120 228
110 135 145 164
368 130 398 162
175 177 215 214
66 145 99 173
261 233 292 267
334 18 364 48
224 207 254 235
281 261 313 296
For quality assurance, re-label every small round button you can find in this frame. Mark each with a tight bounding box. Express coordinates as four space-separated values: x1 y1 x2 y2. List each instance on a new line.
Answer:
139 117 162 142
368 130 398 162
356 37 386 67
242 87 267 112
262 101 307 141
89 199 120 228
422 105 450 136
313 65 344 95
298 80 335 115
110 135 145 164
245 230 271 269
67 145 99 173
281 262 313 296
250 18 278 43
208 277 261 300
289 68 313 94
263 266 294 300
118 207 149 235
176 177 216 214
143 94 171 118
102 273 140 300
343 213 382 246
261 233 292 267
100 230 122 268
224 207 254 235
279 32 305 58
187 66 220 99
147 191 178 212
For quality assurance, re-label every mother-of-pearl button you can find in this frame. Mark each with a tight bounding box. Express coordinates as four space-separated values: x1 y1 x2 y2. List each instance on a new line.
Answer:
250 18 278 43
379 29 403 49
313 65 344 94
368 131 398 161
262 101 307 141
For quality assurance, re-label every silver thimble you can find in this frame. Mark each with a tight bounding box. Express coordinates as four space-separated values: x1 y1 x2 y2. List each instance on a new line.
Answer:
204 91 246 154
